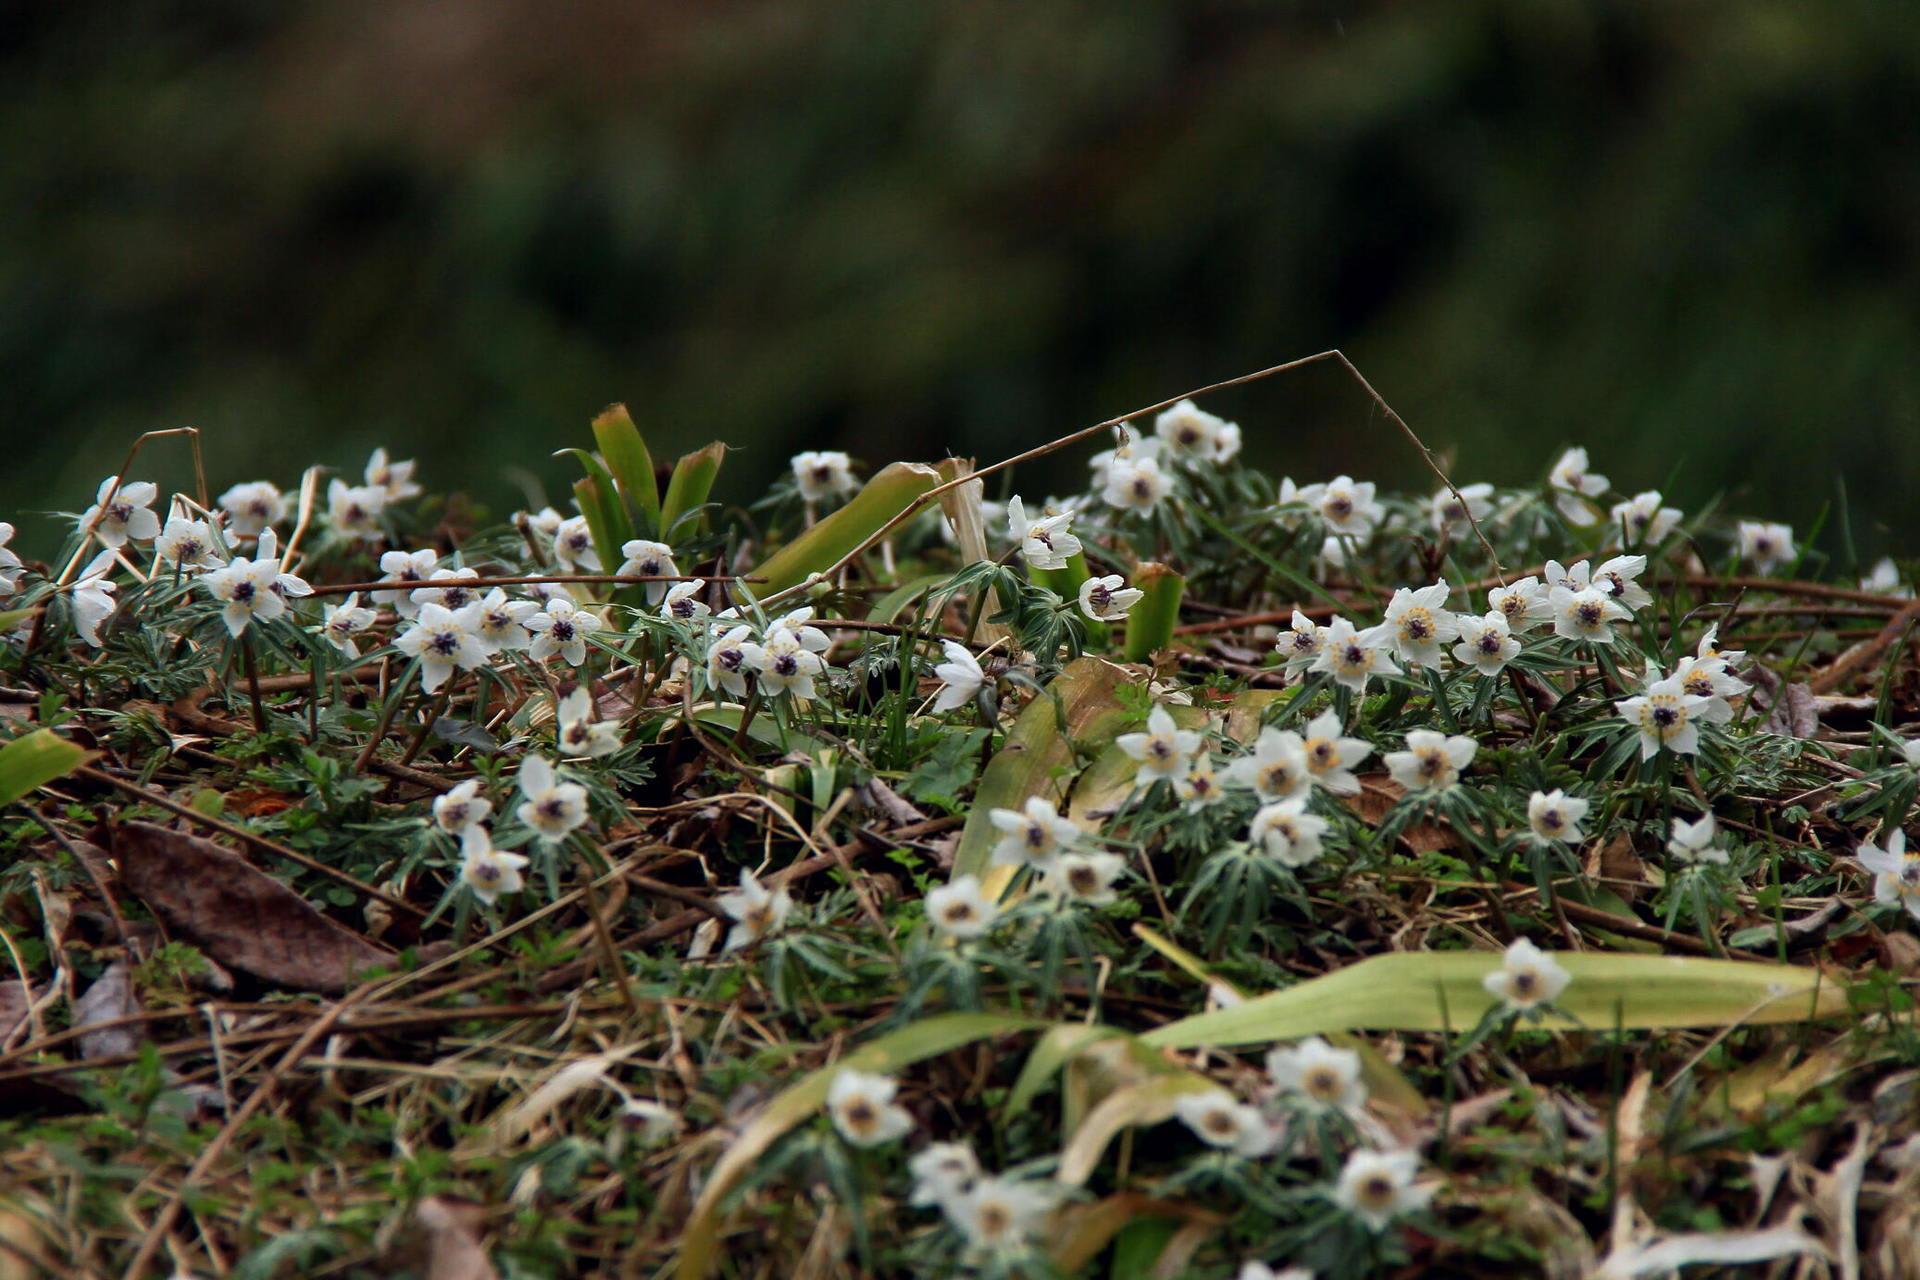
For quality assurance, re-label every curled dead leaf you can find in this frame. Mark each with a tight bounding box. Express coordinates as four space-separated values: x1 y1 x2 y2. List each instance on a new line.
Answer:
112 821 396 994
1340 774 1455 853
71 961 142 1060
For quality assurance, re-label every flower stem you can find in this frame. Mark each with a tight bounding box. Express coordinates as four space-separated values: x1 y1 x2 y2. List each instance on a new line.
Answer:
353 656 423 773
240 631 267 735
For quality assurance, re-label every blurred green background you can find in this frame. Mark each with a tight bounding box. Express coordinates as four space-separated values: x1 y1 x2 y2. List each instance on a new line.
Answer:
4 0 1917 558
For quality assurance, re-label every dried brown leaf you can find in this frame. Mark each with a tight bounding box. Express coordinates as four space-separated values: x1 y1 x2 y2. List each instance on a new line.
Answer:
113 821 395 994
71 961 142 1060
1761 681 1819 739
1340 774 1455 853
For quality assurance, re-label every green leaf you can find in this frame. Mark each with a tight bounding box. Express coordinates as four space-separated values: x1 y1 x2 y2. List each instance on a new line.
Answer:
954 656 1133 881
660 442 726 539
1122 562 1184 662
0 730 95 808
899 729 988 812
1141 951 1852 1051
746 462 943 598
591 403 661 538
676 1011 1050 1280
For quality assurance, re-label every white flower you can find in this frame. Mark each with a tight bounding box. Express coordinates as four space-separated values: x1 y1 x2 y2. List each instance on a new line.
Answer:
1005 496 1082 570
1274 610 1326 673
374 548 439 615
1382 580 1459 667
0 523 21 596
1078 575 1143 621
1309 617 1401 694
1862 557 1911 599
1610 491 1682 546
515 755 589 842
217 481 286 539
393 601 488 692
1548 446 1609 525
909 1142 980 1209
1334 1149 1433 1231
1487 576 1552 633
1670 654 1750 725
1694 624 1745 669
154 516 222 573
1482 937 1571 1010
926 875 998 939
1590 554 1653 613
616 539 678 604
1384 729 1477 793
716 868 792 952
1738 521 1796 574
947 1176 1058 1254
1154 399 1235 464
1266 1036 1366 1115
1451 611 1521 677
740 624 825 699
1296 710 1371 795
706 624 755 698
1086 429 1161 474
931 639 984 712
1857 829 1920 922
1297 476 1384 538
522 506 565 540
552 516 601 572
410 567 482 615
432 779 492 834
1175 755 1227 811
458 828 528 907
1549 585 1630 645
1527 790 1589 845
1238 1264 1313 1280
1225 727 1312 801
791 450 857 503
326 478 388 541
1314 534 1353 577
471 589 538 656
1668 813 1727 865
1615 672 1713 760
524 598 601 666
1045 851 1127 906
656 580 710 626
199 531 313 638
318 592 376 657
1248 798 1330 867
1173 1090 1280 1158
775 606 833 654
1428 483 1493 536
556 686 623 758
1101 455 1173 514
1116 705 1202 789
71 552 119 647
826 1069 913 1147
79 476 161 548
364 447 422 501
989 796 1079 872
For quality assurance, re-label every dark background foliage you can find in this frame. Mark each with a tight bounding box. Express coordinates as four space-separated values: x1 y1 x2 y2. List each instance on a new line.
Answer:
4 0 1916 556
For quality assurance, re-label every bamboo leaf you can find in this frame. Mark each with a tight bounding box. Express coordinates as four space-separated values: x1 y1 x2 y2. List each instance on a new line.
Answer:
676 1012 1050 1280
747 462 942 598
1141 951 1851 1051
591 403 661 538
1122 562 1184 662
0 730 96 808
955 656 1134 884
660 442 726 539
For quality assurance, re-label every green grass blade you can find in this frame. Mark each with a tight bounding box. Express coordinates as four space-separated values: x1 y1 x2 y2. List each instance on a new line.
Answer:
591 403 661 538
676 1011 1050 1280
747 462 942 598
1141 951 1850 1050
659 442 726 538
0 730 96 807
